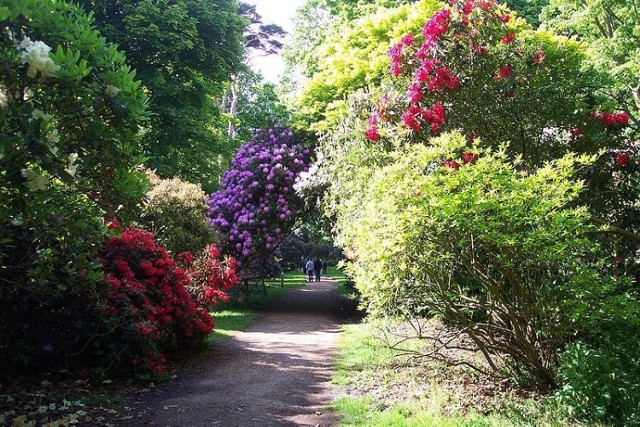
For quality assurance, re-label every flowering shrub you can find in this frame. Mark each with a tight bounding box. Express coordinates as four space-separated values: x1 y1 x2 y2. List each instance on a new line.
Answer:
367 0 598 167
98 228 217 375
179 245 239 305
207 126 313 278
364 0 640 276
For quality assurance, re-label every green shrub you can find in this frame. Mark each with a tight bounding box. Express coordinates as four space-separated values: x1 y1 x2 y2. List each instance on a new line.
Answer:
0 0 147 377
330 131 610 389
556 342 640 425
0 184 108 374
138 170 215 255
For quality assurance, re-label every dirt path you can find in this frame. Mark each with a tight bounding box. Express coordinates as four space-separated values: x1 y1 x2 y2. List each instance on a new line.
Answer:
124 278 345 426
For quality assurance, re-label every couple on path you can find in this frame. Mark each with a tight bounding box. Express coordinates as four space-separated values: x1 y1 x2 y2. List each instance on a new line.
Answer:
305 258 324 282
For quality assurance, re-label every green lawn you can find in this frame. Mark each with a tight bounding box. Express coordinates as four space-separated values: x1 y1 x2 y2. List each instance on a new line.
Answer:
331 323 583 427
208 270 308 343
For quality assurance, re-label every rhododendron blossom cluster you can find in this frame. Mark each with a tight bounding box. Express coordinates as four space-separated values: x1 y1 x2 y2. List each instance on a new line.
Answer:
369 0 534 170
590 110 630 128
369 0 523 154
207 126 312 275
180 244 239 304
100 227 234 374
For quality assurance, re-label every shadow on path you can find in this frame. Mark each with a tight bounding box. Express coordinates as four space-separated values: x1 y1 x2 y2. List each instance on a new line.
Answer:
123 278 346 426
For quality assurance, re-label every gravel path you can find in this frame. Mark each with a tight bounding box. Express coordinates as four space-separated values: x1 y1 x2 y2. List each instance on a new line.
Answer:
125 278 345 426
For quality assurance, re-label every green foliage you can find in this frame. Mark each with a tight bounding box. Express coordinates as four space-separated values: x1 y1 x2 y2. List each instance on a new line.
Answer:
138 170 215 255
327 131 606 387
0 0 148 376
0 185 108 374
233 72 292 143
284 0 418 80
80 0 247 187
0 0 149 217
505 0 549 27
295 0 444 132
556 341 640 425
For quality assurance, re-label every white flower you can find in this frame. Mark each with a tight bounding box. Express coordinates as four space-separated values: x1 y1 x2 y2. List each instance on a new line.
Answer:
66 152 79 177
31 109 53 121
105 85 120 97
18 37 60 78
47 128 59 143
20 168 49 190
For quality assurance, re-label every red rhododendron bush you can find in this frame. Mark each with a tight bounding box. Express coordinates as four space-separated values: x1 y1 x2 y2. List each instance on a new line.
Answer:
95 228 237 376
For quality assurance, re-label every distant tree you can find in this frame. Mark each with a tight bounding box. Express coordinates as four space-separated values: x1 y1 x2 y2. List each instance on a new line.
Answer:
219 4 287 143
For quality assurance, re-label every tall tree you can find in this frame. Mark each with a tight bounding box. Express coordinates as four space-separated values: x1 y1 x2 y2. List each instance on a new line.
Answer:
541 0 640 111
79 0 247 188
219 4 287 142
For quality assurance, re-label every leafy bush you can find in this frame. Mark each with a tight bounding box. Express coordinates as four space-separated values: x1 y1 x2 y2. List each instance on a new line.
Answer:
556 342 640 425
0 185 107 374
139 170 215 255
0 0 148 377
326 131 613 389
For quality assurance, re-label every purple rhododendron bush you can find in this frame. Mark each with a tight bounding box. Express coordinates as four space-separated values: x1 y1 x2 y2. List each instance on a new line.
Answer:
207 126 313 279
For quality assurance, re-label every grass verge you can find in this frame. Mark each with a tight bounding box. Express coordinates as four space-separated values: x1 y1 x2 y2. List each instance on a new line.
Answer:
331 322 588 427
209 269 308 343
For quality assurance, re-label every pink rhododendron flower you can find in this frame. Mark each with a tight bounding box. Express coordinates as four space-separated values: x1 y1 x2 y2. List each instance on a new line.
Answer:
532 49 545 64
502 33 515 44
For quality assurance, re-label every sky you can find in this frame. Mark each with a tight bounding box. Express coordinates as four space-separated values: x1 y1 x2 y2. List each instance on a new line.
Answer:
245 0 307 83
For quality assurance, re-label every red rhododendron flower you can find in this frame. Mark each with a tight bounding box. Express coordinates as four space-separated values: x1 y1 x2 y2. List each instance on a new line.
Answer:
402 111 421 132
479 0 494 11
444 159 460 170
462 151 478 164
614 112 630 126
473 45 487 55
590 110 603 120
407 83 423 102
532 49 545 64
366 127 381 141
616 152 631 166
499 14 510 23
391 62 402 77
462 0 475 15
569 127 583 136
415 66 430 83
502 33 515 44
601 112 616 126
496 64 513 79
402 33 414 46
177 251 195 266
387 43 403 61
422 9 451 41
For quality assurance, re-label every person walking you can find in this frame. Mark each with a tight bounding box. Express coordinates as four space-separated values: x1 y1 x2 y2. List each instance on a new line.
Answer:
305 259 314 282
313 258 322 282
